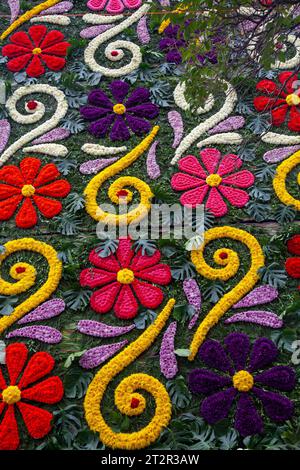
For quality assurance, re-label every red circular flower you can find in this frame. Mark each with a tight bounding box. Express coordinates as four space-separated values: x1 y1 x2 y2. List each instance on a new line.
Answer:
285 235 300 290
27 100 38 110
253 71 300 132
0 156 71 229
80 238 172 320
0 343 64 450
2 25 71 78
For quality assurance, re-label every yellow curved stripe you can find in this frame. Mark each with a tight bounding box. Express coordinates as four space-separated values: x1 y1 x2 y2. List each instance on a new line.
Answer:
273 150 300 210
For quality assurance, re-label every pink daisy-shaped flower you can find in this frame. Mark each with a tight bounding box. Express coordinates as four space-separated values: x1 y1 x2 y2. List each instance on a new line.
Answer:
87 0 141 14
80 238 172 320
171 148 255 217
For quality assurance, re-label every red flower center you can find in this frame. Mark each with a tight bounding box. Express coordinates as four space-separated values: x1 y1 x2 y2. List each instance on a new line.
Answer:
111 50 119 56
27 100 38 110
131 397 140 408
117 189 128 197
219 252 228 260
16 267 26 274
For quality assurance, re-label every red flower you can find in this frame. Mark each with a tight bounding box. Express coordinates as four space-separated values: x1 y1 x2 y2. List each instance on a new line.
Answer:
2 25 70 77
80 238 172 320
254 71 300 132
285 234 300 290
0 157 71 229
0 343 64 450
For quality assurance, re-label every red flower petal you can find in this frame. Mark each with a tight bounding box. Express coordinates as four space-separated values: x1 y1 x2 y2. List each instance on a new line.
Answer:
28 25 47 47
0 165 24 186
26 55 45 77
17 402 53 439
285 258 300 278
256 79 283 96
35 179 71 197
130 248 161 271
271 104 288 126
18 352 55 389
253 96 285 112
178 155 207 178
40 54 66 71
2 44 31 58
288 105 300 132
114 285 139 319
90 282 121 313
132 280 164 309
180 185 209 207
0 195 22 220
116 238 134 268
0 406 20 450
21 376 64 404
6 54 32 73
199 148 221 174
15 198 38 229
0 184 21 200
136 264 171 285
278 71 298 94
42 42 70 57
221 170 255 188
6 343 28 385
0 369 7 390
33 195 62 218
89 249 120 272
217 154 242 176
33 163 60 187
40 30 66 49
80 268 117 288
218 185 250 207
287 235 300 255
10 31 33 48
171 173 205 191
20 157 41 184
206 187 228 217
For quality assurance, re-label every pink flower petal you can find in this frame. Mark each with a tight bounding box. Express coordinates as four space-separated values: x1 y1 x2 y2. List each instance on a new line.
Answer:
218 185 250 207
180 186 209 207
132 280 164 309
178 155 207 178
217 154 242 176
114 285 138 319
205 187 228 217
80 268 117 288
171 173 205 191
136 264 171 285
199 148 221 174
221 170 255 188
90 282 120 314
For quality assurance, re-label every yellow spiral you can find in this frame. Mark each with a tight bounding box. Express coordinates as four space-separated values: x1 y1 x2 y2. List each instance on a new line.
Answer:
189 226 264 360
273 149 300 210
0 238 62 334
0 0 61 40
84 126 159 225
84 298 175 450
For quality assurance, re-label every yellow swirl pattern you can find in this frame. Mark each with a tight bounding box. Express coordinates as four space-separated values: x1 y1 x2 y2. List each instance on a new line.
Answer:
273 149 300 210
0 0 62 40
0 238 62 334
189 227 265 360
84 298 175 450
84 126 159 225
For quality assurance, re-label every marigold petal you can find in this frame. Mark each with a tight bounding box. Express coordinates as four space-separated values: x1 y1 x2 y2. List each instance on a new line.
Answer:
10 31 33 48
21 376 64 404
40 30 65 49
130 249 161 271
42 42 70 57
278 71 297 94
0 195 22 220
6 343 28 385
33 163 60 187
28 25 47 47
40 54 66 71
17 402 53 439
35 180 71 198
33 195 63 218
26 55 45 78
253 388 294 422
0 406 19 450
18 351 55 389
2 44 31 58
6 54 32 73
20 157 41 184
15 198 38 229
0 184 21 200
271 104 288 126
0 165 24 186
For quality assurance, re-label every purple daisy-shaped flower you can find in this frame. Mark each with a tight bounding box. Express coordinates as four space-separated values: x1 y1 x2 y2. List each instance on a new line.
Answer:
188 332 295 437
80 80 159 142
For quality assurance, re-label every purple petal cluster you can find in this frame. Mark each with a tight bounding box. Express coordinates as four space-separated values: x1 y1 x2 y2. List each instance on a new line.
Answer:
79 157 118 175
79 340 128 369
77 319 135 337
6 325 62 344
225 310 283 328
183 279 201 329
168 110 184 148
188 332 295 437
263 145 300 163
208 116 245 135
17 298 65 324
80 80 159 142
146 140 161 179
160 321 178 379
137 16 150 44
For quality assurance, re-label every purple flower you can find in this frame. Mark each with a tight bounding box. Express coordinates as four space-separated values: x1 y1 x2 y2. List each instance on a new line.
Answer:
188 332 295 437
80 80 159 142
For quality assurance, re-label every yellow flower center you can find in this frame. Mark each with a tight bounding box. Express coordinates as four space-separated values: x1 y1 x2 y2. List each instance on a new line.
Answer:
2 386 21 405
113 103 126 115
32 47 42 55
117 268 135 284
286 93 300 106
232 370 254 392
205 174 222 187
21 184 35 197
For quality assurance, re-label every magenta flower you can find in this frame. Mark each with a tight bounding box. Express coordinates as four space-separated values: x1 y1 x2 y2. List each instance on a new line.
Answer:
171 148 255 217
80 80 159 142
87 0 141 14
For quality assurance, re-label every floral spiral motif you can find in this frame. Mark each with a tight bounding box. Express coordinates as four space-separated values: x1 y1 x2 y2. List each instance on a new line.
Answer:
84 126 159 225
273 149 300 210
189 227 265 360
0 238 62 334
84 298 175 450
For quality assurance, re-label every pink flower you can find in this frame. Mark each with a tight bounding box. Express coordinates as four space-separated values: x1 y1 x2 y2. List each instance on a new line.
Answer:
87 0 141 14
80 238 171 320
171 148 255 217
